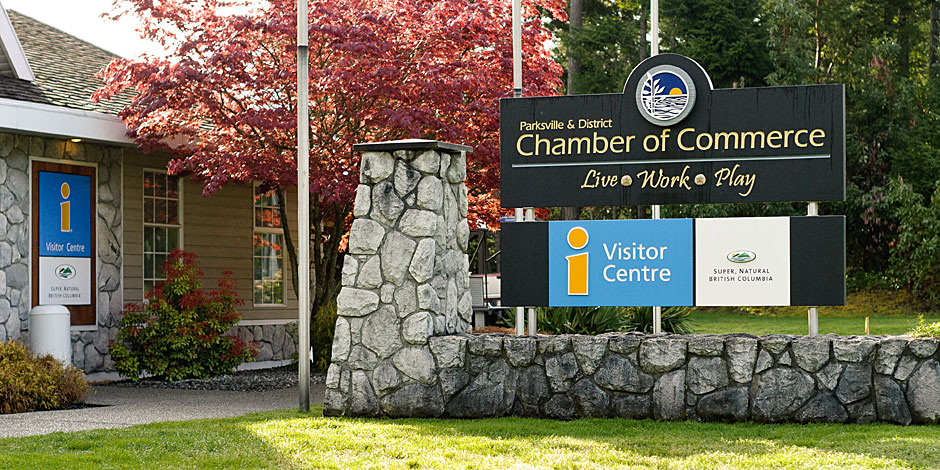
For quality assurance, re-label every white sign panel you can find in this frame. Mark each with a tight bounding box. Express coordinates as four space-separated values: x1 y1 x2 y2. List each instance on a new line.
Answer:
695 217 790 306
38 257 92 305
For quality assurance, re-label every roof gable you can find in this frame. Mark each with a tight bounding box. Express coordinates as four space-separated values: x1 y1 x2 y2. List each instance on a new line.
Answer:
0 4 34 81
0 9 129 115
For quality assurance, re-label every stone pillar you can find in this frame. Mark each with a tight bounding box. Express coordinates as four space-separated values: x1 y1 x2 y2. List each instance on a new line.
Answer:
324 140 473 417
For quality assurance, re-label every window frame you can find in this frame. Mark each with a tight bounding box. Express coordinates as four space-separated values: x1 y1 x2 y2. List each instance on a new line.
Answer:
252 184 286 307
142 169 183 297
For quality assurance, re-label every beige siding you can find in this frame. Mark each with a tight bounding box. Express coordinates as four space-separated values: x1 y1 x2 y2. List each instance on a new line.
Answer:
123 153 298 321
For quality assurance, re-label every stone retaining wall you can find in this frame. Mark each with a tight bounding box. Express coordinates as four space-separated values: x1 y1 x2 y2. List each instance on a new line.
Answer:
329 332 940 424
324 139 939 424
234 324 298 362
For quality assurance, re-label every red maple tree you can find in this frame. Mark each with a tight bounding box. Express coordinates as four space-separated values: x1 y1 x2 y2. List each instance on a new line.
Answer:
94 0 564 314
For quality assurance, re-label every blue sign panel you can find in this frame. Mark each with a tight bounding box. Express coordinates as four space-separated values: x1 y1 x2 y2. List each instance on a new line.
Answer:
38 171 92 257
548 219 694 306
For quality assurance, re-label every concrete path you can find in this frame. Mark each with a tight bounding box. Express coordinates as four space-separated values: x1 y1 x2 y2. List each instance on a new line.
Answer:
0 384 326 438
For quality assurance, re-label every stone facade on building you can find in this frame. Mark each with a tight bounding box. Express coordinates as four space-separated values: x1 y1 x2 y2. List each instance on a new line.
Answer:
1 131 297 373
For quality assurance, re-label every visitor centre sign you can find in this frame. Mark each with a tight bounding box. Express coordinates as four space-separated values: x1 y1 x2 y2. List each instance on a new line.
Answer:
499 54 845 207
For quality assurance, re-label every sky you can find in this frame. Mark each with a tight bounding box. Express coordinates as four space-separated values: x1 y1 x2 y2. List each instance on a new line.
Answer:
3 0 165 58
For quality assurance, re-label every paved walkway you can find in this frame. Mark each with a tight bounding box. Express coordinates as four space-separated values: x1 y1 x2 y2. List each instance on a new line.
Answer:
0 384 326 438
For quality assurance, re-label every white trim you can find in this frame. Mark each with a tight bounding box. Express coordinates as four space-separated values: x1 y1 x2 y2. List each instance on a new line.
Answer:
119 152 125 314
238 319 297 326
235 359 292 371
0 7 35 81
0 98 132 144
29 156 97 168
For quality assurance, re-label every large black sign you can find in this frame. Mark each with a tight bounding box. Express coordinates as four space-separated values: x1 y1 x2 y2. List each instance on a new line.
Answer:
500 54 845 208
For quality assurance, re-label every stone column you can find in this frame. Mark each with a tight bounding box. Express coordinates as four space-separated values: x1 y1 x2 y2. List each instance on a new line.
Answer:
324 140 473 417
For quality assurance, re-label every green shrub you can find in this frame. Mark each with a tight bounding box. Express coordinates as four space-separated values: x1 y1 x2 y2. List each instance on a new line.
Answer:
908 316 940 338
110 250 257 381
311 301 338 372
505 305 693 335
0 341 88 414
887 178 940 307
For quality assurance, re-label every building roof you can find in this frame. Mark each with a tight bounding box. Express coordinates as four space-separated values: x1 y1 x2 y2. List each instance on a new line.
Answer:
0 10 129 115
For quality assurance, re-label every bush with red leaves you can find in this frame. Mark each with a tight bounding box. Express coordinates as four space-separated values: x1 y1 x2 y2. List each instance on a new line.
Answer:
110 250 257 381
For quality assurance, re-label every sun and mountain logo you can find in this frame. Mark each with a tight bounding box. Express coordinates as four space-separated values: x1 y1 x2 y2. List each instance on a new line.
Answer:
727 250 757 263
636 64 696 126
55 264 76 280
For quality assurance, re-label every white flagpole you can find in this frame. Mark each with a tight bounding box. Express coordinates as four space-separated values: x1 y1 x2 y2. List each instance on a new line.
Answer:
512 0 528 335
297 0 311 412
512 0 522 98
650 0 662 335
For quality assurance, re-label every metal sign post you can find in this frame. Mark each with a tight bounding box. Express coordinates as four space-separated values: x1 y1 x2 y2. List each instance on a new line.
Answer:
297 0 311 412
511 0 536 335
807 202 819 336
650 0 662 335
514 208 524 335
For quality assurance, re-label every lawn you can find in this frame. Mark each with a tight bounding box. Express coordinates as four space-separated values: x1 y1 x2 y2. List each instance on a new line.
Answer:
690 289 940 336
1 408 939 469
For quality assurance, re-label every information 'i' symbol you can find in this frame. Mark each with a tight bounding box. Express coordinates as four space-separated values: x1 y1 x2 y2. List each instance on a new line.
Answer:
60 182 71 233
566 227 589 295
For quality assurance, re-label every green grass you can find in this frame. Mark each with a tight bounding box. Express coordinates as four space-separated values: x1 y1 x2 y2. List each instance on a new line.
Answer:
690 289 940 336
689 311 939 336
1 408 939 469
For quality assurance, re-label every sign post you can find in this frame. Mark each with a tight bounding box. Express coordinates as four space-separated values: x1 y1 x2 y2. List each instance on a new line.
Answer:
807 202 819 336
297 0 311 412
650 0 662 334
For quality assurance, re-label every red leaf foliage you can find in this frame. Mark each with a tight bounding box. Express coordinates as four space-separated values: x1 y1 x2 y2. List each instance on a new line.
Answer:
95 0 564 229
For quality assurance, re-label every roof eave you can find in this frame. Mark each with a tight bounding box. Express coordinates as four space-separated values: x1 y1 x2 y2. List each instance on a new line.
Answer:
0 97 133 144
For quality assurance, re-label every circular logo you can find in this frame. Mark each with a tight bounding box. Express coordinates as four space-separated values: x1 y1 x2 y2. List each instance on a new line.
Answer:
636 64 696 126
727 251 756 263
55 264 76 279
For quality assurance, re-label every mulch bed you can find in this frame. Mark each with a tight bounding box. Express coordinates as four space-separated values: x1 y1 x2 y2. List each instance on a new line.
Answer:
99 365 326 392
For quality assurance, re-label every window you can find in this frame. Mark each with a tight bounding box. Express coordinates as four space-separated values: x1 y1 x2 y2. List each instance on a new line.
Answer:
143 170 181 294
253 186 285 305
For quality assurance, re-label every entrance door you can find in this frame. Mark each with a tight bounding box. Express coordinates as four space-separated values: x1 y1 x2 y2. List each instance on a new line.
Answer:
31 161 96 326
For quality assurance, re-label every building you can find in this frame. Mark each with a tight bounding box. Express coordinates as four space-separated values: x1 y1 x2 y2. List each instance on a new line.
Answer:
0 7 299 374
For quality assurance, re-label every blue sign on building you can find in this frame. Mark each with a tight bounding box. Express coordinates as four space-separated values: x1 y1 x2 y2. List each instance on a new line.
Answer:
38 171 92 258
548 219 694 306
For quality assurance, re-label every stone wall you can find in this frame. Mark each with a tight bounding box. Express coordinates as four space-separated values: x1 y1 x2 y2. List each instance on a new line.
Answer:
234 324 298 362
331 332 940 424
0 132 123 375
323 139 939 424
325 141 473 416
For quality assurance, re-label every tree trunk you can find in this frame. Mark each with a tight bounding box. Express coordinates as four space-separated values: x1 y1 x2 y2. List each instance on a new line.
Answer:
276 189 300 300
561 206 581 220
636 3 648 219
563 0 583 219
931 1 939 76
277 191 346 326
638 2 649 62
568 0 583 94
